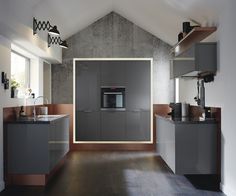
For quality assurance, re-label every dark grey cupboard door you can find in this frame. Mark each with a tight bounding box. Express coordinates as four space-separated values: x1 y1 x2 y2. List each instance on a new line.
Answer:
76 61 100 111
126 110 150 141
100 61 126 86
101 111 126 141
140 110 151 140
76 111 100 141
125 61 151 111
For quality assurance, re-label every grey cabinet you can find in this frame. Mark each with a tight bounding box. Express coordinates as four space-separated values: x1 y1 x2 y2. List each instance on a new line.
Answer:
170 42 217 78
76 61 100 111
126 111 150 141
100 61 125 86
101 111 126 141
125 61 150 110
125 60 151 141
7 116 69 174
76 61 101 141
156 116 217 175
76 111 100 141
75 60 151 142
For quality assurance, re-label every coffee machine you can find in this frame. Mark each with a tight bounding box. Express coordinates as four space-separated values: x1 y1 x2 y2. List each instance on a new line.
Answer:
168 102 189 118
168 103 182 118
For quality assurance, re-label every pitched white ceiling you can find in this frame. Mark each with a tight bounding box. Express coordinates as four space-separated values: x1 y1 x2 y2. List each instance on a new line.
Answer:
32 0 225 45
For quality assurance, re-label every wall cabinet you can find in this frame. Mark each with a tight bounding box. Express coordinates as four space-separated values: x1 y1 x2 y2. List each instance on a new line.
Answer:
170 42 217 78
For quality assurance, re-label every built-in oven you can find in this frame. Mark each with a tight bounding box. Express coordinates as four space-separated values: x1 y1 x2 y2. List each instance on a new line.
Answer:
101 86 125 111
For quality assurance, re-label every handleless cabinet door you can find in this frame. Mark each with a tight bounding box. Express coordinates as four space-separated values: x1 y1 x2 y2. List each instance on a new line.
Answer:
140 110 151 141
125 61 151 111
76 111 100 141
100 61 125 86
126 110 150 141
101 111 125 141
76 61 100 111
75 61 101 141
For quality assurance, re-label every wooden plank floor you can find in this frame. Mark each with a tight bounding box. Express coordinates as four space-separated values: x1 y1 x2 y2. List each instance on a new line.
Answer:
0 152 225 196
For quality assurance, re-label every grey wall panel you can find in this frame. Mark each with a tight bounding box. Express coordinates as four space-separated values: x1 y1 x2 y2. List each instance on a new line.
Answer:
52 12 174 104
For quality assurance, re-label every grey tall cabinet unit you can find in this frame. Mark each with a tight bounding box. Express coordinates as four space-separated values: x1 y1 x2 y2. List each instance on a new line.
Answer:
76 61 101 141
75 60 151 142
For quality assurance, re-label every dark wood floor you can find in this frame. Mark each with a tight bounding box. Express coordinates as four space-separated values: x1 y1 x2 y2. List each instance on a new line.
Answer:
0 152 225 196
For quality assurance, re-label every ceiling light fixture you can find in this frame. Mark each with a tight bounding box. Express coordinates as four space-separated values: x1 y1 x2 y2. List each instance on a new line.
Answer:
48 34 68 49
33 17 60 36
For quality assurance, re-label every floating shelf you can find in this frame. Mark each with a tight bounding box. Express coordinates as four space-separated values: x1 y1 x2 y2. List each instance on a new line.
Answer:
171 27 217 56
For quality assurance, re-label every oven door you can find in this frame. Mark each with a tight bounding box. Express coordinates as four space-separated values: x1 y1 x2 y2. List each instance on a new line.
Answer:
101 87 125 110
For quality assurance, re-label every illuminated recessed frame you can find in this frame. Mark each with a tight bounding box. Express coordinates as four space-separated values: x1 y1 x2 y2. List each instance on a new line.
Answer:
73 58 153 144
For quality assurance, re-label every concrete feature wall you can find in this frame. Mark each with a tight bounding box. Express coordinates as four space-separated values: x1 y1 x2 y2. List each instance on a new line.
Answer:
52 12 174 104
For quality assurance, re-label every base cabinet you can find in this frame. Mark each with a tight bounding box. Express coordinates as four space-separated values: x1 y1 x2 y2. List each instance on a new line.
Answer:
101 111 126 141
6 116 69 174
76 111 100 141
126 111 150 141
156 116 217 175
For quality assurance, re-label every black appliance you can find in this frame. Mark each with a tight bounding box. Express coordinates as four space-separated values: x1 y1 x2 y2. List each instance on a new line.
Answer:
101 86 125 111
168 103 182 118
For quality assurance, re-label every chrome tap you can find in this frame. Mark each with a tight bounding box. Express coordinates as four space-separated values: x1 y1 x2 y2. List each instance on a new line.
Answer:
33 96 49 120
194 79 205 108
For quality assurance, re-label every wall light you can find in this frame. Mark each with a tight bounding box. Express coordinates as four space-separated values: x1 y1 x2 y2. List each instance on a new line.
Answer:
33 17 60 36
48 34 68 49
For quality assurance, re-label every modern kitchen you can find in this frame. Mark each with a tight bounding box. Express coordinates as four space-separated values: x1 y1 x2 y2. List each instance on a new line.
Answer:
0 0 236 196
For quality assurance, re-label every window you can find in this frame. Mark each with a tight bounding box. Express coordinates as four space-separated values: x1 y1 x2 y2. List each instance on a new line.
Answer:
11 51 30 98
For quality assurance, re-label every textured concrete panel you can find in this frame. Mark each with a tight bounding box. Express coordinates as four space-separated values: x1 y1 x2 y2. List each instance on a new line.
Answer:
52 12 174 104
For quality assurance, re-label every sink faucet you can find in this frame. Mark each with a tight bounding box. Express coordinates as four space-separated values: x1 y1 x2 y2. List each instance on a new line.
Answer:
33 96 49 120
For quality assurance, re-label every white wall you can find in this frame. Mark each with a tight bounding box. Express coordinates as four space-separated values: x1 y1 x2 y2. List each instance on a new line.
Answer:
0 35 46 191
0 0 62 63
0 1 61 191
179 0 236 195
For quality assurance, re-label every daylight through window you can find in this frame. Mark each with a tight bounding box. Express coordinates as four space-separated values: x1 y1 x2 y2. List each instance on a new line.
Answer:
11 51 30 98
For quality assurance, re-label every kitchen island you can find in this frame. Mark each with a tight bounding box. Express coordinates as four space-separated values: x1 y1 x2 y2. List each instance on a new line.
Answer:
5 115 70 186
156 115 217 175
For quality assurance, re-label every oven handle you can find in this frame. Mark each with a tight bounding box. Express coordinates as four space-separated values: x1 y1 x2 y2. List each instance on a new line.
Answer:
103 92 122 95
